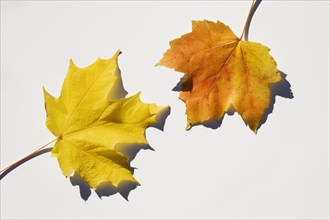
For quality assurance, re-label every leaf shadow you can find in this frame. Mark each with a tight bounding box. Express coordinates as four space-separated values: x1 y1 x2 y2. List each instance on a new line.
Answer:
70 106 170 201
173 71 293 131
257 71 294 130
70 172 139 201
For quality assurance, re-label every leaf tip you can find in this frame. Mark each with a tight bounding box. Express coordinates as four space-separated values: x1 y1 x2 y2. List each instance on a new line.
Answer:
249 123 259 134
114 49 122 57
42 86 51 98
155 57 165 67
69 58 75 66
185 123 192 131
135 91 142 98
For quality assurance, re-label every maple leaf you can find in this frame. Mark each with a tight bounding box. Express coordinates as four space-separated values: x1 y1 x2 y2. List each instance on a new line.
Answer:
43 50 168 189
157 13 284 132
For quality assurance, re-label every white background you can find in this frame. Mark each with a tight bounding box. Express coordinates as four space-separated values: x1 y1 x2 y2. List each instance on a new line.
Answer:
1 1 329 219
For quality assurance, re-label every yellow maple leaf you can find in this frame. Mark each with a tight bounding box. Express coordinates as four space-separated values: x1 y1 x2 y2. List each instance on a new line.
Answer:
43 50 168 189
157 5 282 133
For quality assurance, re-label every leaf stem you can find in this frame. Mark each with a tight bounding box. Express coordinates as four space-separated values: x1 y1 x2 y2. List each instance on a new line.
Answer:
240 0 262 41
0 138 58 176
244 0 262 41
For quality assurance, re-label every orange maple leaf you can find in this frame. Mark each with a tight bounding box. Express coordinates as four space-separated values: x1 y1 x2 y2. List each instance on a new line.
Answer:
157 2 283 133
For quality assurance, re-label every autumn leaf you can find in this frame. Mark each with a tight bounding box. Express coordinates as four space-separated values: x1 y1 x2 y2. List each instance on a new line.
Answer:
43 50 168 190
157 3 283 133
